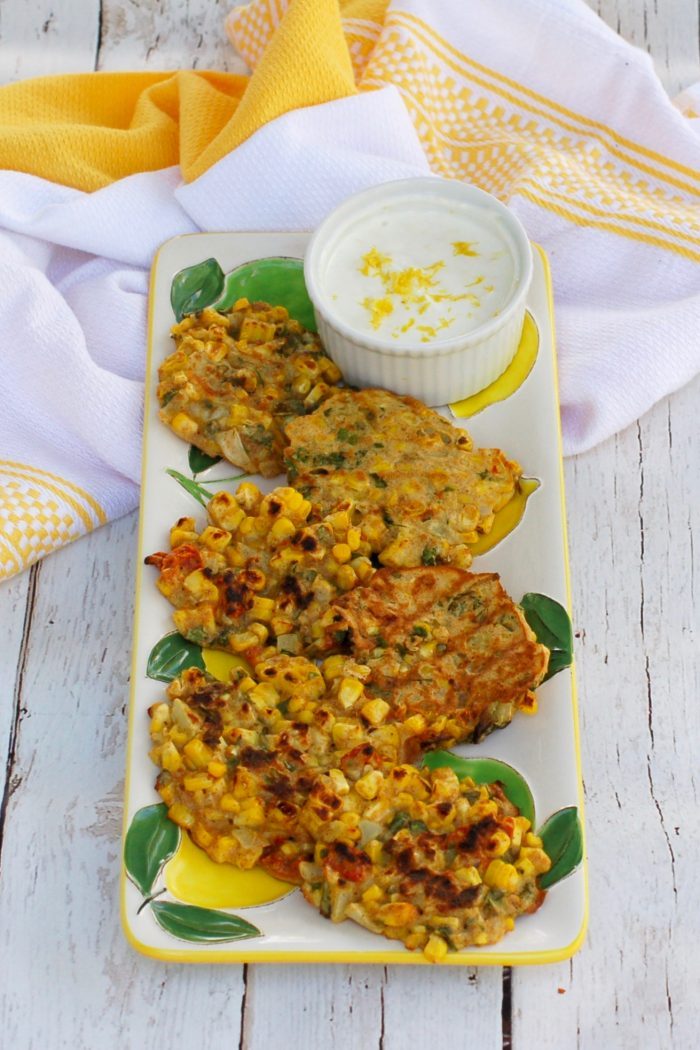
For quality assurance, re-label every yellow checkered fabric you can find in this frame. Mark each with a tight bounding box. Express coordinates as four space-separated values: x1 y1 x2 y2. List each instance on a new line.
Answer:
228 0 700 263
0 464 105 579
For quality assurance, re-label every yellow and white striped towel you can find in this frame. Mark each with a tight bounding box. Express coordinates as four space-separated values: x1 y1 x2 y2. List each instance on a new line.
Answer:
1 0 699 579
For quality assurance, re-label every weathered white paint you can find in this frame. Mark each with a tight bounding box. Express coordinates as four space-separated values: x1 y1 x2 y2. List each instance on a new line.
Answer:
0 1 698 1047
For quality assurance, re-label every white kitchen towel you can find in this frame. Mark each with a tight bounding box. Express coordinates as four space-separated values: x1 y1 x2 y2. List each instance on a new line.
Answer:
2 0 700 579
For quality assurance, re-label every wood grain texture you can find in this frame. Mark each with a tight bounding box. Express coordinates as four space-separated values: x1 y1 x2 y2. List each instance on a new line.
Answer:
0 0 100 81
0 0 699 1047
512 375 700 1049
96 0 248 73
0 512 249 1048
593 0 700 94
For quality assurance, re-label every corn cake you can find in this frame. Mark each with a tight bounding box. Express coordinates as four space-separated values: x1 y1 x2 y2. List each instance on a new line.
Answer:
318 566 549 751
145 482 374 662
158 301 342 476
285 388 521 569
300 764 550 959
149 655 434 880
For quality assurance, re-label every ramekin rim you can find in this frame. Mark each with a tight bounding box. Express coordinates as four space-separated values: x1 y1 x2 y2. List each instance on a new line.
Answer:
304 176 533 357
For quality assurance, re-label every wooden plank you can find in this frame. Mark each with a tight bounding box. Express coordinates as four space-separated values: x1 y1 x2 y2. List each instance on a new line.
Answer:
242 965 383 1049
0 568 33 837
96 0 248 73
0 0 101 81
512 374 700 1048
0 512 247 1046
382 966 504 1050
592 0 700 94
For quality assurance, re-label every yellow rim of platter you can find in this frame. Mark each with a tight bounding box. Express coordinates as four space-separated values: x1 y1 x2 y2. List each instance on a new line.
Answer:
121 240 588 966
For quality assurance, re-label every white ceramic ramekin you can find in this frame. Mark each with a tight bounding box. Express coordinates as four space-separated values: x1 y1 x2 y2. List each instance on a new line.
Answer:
304 177 533 406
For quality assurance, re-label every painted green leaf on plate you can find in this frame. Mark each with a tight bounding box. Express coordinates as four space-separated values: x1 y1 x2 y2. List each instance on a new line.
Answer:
538 806 583 889
166 468 213 508
171 258 225 322
147 632 205 683
150 902 261 943
213 257 316 331
421 750 535 825
188 446 221 474
520 592 573 681
124 803 180 897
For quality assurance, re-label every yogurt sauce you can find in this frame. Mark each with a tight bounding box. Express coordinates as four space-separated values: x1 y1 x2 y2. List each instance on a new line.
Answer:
321 198 520 346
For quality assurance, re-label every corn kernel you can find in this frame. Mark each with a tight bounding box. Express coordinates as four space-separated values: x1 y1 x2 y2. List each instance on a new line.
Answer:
332 543 352 564
170 413 198 440
514 856 535 877
362 885 384 904
170 516 196 542
160 741 182 773
183 738 212 769
346 527 362 551
336 565 357 591
365 839 383 863
250 682 280 708
323 360 342 382
226 404 249 428
236 481 262 513
361 699 390 726
329 510 350 533
486 829 512 857
322 655 346 681
423 934 448 963
377 902 419 928
338 677 364 708
484 859 520 893
194 826 213 848
167 803 194 828
183 774 213 793
455 865 482 887
355 770 383 800
183 569 219 603
220 793 240 813
403 713 427 734
200 526 232 552
207 760 227 778
270 516 297 542
331 721 365 749
250 596 275 622
230 631 259 652
328 769 349 795
237 798 265 827
238 516 255 537
352 558 374 582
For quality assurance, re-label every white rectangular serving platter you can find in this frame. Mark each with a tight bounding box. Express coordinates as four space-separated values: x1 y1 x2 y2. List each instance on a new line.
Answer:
122 231 587 965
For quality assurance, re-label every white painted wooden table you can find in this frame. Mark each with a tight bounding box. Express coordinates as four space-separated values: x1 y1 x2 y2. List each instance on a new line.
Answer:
1 2 699 1047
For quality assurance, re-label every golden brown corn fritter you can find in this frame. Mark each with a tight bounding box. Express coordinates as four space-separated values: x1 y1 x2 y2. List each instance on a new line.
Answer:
158 301 342 477
147 569 550 954
145 483 375 663
300 765 551 961
149 653 433 881
285 389 521 569
318 566 549 751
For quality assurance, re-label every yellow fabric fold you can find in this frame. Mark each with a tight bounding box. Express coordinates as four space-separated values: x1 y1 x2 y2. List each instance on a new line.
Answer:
0 0 356 191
